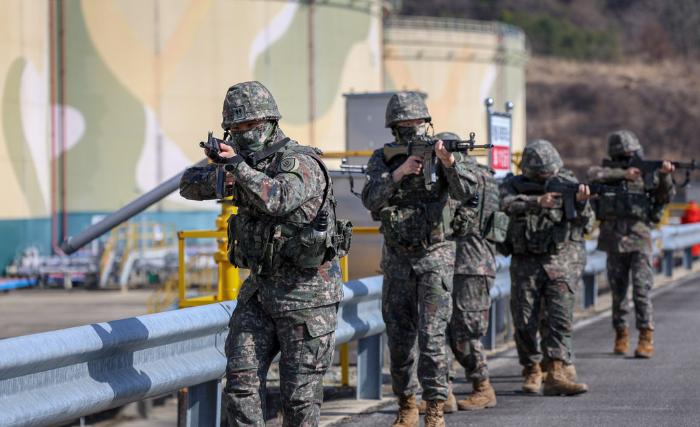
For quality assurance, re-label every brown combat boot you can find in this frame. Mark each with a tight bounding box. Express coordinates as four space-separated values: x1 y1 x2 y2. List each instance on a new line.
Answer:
614 327 630 355
542 360 577 382
521 363 543 394
543 360 588 396
635 328 654 359
418 385 457 414
457 378 497 411
392 395 419 427
424 400 445 427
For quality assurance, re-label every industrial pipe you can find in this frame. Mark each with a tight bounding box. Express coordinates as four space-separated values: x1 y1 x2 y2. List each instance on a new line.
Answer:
61 159 207 254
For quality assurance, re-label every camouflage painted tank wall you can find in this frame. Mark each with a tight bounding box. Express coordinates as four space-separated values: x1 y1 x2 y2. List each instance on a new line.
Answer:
0 0 382 266
0 1 526 269
384 16 527 155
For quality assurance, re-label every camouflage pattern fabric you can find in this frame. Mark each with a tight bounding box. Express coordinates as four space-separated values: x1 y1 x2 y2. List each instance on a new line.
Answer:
221 81 281 129
587 166 674 254
181 132 343 314
381 243 455 401
180 122 341 426
362 139 478 401
453 157 497 277
588 147 674 332
448 274 492 381
509 254 580 366
607 129 642 158
520 139 563 179
447 157 497 381
384 91 431 128
608 251 655 330
501 158 592 367
223 297 337 427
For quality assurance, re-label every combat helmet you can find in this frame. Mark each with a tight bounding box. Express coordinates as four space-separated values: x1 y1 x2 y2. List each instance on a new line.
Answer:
385 91 431 128
521 139 563 179
607 129 642 158
221 81 281 129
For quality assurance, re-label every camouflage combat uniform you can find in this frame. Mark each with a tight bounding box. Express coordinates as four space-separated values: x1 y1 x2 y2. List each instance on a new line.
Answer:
180 81 344 427
501 141 594 368
448 156 500 382
588 130 675 332
361 93 478 402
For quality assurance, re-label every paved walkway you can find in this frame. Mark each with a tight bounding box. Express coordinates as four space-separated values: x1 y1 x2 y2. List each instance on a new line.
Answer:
335 274 700 427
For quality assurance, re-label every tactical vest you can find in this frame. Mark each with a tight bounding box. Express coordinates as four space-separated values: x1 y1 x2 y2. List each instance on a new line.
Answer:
506 174 585 255
452 163 509 243
227 142 352 274
594 163 662 223
377 152 453 249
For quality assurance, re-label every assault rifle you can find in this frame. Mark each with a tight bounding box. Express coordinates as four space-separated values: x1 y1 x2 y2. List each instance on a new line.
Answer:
602 154 699 189
512 178 619 220
328 159 367 198
199 131 229 199
383 132 492 189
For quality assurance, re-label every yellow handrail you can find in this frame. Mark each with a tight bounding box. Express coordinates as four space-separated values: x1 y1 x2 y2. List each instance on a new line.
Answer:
178 201 241 308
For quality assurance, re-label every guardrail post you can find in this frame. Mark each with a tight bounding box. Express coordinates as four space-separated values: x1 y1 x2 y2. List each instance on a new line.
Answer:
683 248 693 270
178 379 222 427
356 334 384 400
582 274 597 309
663 250 674 277
481 301 498 350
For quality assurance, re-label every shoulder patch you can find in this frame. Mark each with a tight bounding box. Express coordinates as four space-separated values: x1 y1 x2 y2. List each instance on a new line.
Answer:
279 157 299 173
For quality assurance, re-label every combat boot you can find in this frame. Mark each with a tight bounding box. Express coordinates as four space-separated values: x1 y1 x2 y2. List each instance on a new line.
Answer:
543 360 588 396
635 328 654 359
392 395 419 427
542 360 577 382
418 385 457 414
614 327 629 355
424 400 445 427
521 363 543 394
457 378 497 411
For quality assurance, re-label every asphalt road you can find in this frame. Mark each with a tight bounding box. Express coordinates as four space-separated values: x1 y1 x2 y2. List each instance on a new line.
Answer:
335 275 700 427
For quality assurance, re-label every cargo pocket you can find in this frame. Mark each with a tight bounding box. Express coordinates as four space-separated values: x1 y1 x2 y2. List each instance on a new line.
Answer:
298 307 337 375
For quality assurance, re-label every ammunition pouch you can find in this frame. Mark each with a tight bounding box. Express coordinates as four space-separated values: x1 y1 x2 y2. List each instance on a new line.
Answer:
227 213 282 274
483 211 509 243
509 210 577 255
596 191 652 221
379 202 451 248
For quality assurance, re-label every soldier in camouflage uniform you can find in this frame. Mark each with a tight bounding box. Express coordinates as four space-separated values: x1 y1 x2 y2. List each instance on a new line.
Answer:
588 130 675 358
500 139 593 396
436 133 501 412
179 81 349 426
361 93 478 427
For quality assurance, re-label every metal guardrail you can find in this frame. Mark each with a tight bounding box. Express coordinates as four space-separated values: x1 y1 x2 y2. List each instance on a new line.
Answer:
0 276 384 427
3 224 700 426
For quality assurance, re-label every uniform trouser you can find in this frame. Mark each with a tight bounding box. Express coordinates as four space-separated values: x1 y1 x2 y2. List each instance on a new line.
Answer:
447 275 492 382
607 251 654 330
382 269 453 401
223 296 337 427
510 263 575 367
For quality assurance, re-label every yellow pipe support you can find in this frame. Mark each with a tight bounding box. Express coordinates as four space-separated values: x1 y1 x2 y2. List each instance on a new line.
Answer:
178 234 186 307
339 255 350 386
321 151 373 158
217 200 240 301
352 226 380 234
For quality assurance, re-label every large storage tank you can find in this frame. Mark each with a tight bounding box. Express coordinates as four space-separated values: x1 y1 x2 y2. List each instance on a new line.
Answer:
0 0 382 267
383 16 527 155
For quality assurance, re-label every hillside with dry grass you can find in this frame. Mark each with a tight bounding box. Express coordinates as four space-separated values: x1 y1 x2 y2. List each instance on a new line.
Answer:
526 57 700 178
